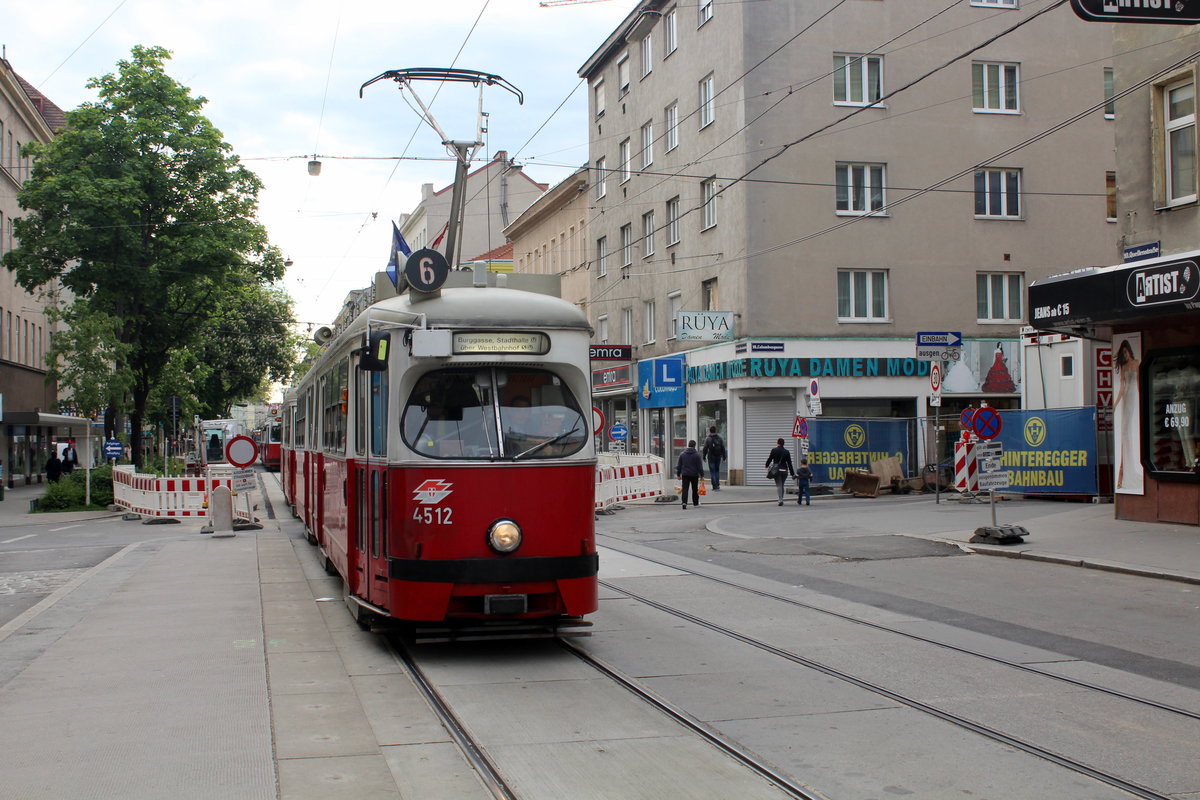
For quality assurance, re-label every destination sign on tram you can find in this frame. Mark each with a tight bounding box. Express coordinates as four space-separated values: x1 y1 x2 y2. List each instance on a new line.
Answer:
453 331 549 354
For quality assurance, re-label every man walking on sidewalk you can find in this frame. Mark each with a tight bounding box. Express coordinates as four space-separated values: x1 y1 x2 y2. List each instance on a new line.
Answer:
677 440 703 509
701 426 726 491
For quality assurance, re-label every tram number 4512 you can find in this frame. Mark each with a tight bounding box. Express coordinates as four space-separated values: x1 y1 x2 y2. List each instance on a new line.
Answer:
413 506 453 525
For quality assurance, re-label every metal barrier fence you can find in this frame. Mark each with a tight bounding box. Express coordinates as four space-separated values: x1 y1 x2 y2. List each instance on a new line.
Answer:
596 453 666 511
112 465 254 522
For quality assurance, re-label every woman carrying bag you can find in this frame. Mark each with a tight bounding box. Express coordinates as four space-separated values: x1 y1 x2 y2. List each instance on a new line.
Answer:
765 438 795 506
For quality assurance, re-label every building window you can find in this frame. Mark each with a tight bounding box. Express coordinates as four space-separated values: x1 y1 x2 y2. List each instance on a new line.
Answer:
643 211 656 257
833 54 882 106
1104 67 1115 119
597 236 608 277
974 168 1021 218
665 102 679 151
701 178 717 230
620 138 631 183
621 308 633 344
641 121 654 168
594 78 605 118
664 8 677 55
1163 77 1196 206
1061 355 1075 378
836 162 885 215
597 315 609 344
668 291 682 338
666 196 681 245
644 300 656 344
621 224 633 267
1106 172 1117 221
595 157 607 199
702 277 718 311
699 73 714 128
618 55 630 96
976 272 1023 322
641 34 653 78
838 270 888 321
699 0 713 26
973 61 1020 113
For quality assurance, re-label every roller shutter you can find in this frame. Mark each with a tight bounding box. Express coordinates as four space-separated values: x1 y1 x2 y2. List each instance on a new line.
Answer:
742 397 798 486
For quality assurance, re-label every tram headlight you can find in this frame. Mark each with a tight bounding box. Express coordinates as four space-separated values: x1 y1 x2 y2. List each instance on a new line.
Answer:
487 519 522 554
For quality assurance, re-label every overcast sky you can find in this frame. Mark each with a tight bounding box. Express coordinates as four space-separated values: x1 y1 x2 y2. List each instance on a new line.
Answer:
5 0 636 328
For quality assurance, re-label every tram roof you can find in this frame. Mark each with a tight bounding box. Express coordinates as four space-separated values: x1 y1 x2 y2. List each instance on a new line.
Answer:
370 286 592 333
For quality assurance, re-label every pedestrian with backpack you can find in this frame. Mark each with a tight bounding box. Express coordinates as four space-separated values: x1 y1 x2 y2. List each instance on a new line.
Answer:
701 426 726 491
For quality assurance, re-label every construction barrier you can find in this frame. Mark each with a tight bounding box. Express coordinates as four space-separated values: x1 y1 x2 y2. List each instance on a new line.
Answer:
954 433 978 493
595 454 666 511
113 465 254 522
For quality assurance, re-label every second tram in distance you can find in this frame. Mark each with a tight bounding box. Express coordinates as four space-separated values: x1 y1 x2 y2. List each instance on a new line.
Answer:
280 274 598 632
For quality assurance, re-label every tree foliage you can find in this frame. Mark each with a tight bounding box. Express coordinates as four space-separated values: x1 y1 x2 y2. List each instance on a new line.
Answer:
2 46 294 465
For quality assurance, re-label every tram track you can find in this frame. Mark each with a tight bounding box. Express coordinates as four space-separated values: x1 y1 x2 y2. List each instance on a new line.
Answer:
599 537 1200 723
386 634 520 800
591 569 1183 800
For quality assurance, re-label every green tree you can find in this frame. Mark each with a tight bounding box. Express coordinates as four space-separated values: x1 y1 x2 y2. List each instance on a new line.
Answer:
3 46 291 467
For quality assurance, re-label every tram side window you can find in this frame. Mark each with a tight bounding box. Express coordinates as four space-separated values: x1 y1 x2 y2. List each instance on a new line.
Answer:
295 397 306 448
371 370 388 457
322 361 349 453
499 368 588 459
403 369 498 458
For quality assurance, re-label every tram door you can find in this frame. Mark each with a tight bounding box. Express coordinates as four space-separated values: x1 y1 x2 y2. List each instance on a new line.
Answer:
356 368 390 609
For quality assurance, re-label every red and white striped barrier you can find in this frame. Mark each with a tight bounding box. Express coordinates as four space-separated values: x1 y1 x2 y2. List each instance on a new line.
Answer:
595 454 666 511
954 434 978 493
113 465 254 521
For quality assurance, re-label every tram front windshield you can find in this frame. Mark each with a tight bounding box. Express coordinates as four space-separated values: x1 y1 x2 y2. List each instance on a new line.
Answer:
402 367 587 460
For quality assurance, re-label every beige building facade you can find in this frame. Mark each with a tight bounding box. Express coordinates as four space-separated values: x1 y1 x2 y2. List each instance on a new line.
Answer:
579 0 1118 483
398 150 547 267
503 166 591 310
0 57 73 488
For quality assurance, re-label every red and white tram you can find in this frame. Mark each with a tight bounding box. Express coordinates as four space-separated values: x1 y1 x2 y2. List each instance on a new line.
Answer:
280 278 598 631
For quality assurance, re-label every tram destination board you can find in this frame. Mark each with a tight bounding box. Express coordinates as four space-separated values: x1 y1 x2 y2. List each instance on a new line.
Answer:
1070 0 1200 24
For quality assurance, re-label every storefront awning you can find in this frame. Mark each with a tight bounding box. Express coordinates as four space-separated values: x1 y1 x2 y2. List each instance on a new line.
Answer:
2 412 96 431
1028 248 1200 341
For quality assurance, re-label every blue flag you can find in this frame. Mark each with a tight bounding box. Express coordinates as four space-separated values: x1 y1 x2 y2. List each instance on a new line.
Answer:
386 222 411 288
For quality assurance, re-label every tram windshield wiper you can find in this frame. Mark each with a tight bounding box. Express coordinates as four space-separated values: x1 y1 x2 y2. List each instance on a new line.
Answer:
512 425 581 461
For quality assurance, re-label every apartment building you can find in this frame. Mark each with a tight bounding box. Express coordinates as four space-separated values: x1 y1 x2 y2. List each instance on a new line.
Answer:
503 166 591 310
0 57 75 488
580 0 1117 483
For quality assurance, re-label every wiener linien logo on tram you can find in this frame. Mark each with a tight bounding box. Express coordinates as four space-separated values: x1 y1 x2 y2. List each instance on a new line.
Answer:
413 479 453 505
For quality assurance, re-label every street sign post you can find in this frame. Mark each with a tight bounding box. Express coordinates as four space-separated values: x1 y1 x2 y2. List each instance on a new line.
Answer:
792 416 808 439
916 331 962 362
929 363 942 407
225 435 259 469
103 438 124 461
971 407 1003 441
807 378 822 416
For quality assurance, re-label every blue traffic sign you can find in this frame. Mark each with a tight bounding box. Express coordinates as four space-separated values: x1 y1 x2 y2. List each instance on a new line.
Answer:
916 331 962 347
103 438 124 459
609 423 629 442
971 407 1003 440
960 408 975 428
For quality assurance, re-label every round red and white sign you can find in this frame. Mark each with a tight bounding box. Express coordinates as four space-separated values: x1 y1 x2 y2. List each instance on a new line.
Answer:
930 363 942 392
226 435 259 468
